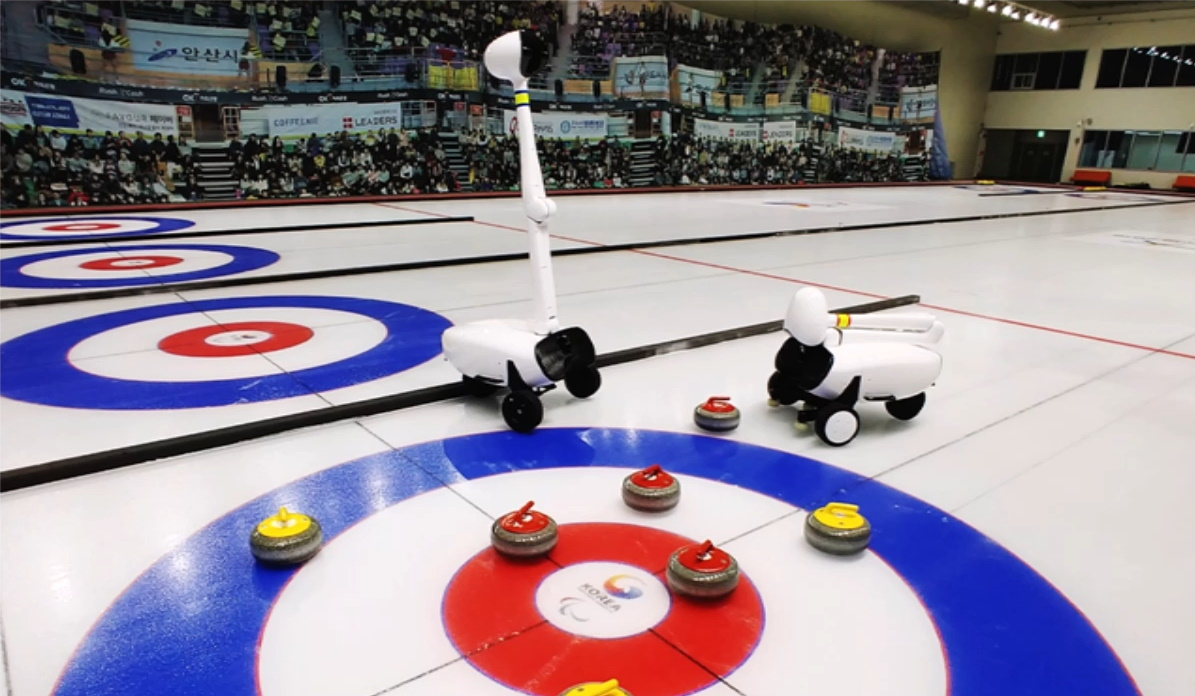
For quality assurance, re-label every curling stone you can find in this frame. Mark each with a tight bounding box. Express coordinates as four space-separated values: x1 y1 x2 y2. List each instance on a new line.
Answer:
249 506 323 565
976 179 995 185
622 464 680 512
694 396 740 432
666 539 739 599
491 500 558 558
804 502 871 555
558 679 632 696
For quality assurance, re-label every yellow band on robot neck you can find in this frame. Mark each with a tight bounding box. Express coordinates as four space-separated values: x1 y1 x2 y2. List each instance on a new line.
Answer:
835 314 851 328
515 91 531 106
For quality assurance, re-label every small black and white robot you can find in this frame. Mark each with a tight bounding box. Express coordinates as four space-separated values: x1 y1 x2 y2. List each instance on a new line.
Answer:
767 287 945 447
440 29 601 433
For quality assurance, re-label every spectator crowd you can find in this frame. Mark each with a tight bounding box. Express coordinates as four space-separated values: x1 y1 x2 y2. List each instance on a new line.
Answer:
2 125 196 208
228 128 460 199
1 123 926 209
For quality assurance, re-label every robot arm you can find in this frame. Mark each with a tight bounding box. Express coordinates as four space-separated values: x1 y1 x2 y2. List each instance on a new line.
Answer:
484 29 559 335
785 287 945 347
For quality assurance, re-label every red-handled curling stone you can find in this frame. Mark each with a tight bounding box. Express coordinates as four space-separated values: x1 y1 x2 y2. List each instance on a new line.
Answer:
666 539 739 599
621 464 681 512
694 396 741 432
491 500 558 558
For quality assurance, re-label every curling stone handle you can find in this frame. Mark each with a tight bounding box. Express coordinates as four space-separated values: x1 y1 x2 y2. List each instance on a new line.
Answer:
824 502 860 515
593 680 622 695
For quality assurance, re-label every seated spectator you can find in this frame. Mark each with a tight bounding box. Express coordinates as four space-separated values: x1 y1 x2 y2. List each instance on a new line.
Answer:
0 125 197 208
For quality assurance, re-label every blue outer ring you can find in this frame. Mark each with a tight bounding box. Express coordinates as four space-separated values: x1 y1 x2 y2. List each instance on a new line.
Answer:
49 428 1139 696
0 216 195 240
0 244 280 289
0 295 452 409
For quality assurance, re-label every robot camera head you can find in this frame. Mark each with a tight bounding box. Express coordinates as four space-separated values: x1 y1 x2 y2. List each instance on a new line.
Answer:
484 29 549 84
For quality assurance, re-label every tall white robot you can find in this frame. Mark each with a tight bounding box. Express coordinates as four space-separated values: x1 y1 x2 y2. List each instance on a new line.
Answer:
441 29 601 433
767 287 945 447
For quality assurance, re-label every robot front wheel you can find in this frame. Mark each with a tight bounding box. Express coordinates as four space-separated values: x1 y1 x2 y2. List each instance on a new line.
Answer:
498 366 602 433
814 403 860 447
502 390 544 433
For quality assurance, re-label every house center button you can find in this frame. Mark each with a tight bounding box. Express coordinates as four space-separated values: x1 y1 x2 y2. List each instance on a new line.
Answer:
534 561 672 639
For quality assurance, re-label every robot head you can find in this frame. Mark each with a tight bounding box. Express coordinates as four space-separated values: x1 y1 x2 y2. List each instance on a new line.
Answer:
784 287 830 346
484 29 549 84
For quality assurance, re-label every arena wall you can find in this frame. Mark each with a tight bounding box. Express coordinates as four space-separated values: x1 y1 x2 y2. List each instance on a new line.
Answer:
983 7 1195 189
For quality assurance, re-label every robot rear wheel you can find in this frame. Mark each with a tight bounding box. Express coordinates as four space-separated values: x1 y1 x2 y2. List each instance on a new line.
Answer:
814 403 859 447
502 390 544 433
564 366 602 399
885 392 926 421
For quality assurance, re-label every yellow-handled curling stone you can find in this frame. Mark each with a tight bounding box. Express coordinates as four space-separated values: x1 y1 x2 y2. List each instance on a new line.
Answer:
804 502 871 555
622 464 681 512
558 679 632 696
249 506 323 565
491 500 558 558
666 539 739 599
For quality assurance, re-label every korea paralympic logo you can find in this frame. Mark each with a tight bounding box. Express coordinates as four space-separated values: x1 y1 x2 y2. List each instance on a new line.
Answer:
558 574 645 621
603 574 643 599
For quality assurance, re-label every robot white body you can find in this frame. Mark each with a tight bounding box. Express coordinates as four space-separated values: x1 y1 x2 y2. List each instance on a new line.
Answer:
440 30 600 432
768 287 945 446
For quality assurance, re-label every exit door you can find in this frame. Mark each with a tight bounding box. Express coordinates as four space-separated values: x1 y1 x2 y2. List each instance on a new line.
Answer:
1012 140 1062 183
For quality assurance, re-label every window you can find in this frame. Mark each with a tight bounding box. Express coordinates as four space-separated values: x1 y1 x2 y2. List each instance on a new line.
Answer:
990 50 1087 91
1078 129 1195 172
1095 44 1195 88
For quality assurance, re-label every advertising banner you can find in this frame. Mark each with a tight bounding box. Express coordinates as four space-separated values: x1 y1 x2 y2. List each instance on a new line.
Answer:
0 90 178 135
693 118 760 141
836 126 898 153
263 102 402 137
673 64 722 107
502 110 608 139
127 19 250 76
761 120 797 142
611 55 669 99
899 85 938 122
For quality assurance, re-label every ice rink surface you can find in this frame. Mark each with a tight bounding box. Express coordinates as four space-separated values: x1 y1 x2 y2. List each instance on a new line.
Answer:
1 184 1193 696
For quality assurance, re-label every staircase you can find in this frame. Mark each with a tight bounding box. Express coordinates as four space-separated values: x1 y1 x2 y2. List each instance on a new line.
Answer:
317 8 355 85
628 140 656 187
437 132 473 191
781 56 806 107
193 143 238 200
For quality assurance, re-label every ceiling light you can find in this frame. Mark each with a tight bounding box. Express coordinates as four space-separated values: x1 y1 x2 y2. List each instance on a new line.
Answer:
1001 5 1013 15
1010 10 1020 18
988 3 998 12
973 0 986 8
1049 18 1060 30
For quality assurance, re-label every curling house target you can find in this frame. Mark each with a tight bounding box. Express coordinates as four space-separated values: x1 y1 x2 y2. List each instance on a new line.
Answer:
0 295 452 409
0 216 194 240
48 428 1140 696
0 244 280 289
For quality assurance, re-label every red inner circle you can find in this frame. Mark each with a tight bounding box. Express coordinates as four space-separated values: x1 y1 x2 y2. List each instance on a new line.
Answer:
674 543 734 573
43 222 123 232
442 522 763 696
157 321 314 357
80 255 185 271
